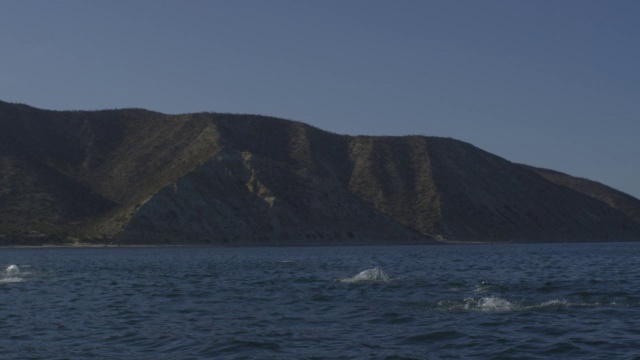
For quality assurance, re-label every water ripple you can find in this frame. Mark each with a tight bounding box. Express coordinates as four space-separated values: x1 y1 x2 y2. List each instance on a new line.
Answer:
1 244 640 359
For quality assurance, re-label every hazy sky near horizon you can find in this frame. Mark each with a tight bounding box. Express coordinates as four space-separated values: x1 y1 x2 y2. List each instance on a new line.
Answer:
1 0 639 198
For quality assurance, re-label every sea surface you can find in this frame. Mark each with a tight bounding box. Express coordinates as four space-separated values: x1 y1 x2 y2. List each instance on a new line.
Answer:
2 243 640 359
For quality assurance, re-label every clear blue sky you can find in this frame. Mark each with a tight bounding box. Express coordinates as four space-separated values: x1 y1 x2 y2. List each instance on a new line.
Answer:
1 0 639 198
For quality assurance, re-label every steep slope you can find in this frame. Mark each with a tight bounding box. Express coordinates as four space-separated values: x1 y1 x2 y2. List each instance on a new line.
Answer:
339 136 640 241
526 166 640 225
0 101 224 239
118 117 428 244
0 102 221 204
345 136 442 236
1 100 639 244
120 149 425 245
0 133 114 232
425 140 640 241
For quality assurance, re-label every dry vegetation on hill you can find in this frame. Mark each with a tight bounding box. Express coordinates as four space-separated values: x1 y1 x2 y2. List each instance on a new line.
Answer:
1 100 639 245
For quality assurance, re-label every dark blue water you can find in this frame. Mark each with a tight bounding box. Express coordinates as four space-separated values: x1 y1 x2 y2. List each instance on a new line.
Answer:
2 243 640 359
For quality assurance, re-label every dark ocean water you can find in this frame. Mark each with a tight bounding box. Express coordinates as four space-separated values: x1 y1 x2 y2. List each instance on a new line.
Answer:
2 243 640 359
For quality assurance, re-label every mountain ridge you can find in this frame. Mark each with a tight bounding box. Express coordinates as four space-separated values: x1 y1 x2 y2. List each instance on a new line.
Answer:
1 100 639 245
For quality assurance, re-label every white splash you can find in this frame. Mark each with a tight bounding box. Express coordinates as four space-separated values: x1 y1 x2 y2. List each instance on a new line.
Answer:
476 297 514 312
1 264 23 283
340 267 390 283
437 297 598 313
5 264 19 274
455 297 515 312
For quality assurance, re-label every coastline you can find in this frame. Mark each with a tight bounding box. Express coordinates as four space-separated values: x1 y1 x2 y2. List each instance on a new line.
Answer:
1 238 638 248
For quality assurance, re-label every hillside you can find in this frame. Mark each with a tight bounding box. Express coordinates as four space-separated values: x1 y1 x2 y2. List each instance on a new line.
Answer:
525 166 640 225
1 100 639 245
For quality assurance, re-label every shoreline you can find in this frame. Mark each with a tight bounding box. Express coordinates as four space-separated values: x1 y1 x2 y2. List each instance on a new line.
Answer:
1 238 638 249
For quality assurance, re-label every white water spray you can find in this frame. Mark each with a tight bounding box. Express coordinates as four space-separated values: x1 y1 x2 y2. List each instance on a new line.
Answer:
5 264 19 274
341 267 390 283
1 264 23 283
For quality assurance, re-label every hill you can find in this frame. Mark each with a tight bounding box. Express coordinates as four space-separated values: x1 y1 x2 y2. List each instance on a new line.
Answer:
1 100 639 245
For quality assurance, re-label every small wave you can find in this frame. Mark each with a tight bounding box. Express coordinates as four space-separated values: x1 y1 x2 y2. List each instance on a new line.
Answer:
275 260 301 265
528 299 571 309
436 297 611 313
434 297 518 312
523 299 607 310
340 267 390 283
0 277 23 284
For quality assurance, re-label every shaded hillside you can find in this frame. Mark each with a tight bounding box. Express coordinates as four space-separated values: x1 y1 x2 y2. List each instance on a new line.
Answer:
1 100 639 244
425 140 640 241
525 166 640 225
0 133 114 229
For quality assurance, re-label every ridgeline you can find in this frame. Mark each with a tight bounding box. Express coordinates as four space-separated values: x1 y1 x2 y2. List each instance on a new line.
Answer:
2 100 639 245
